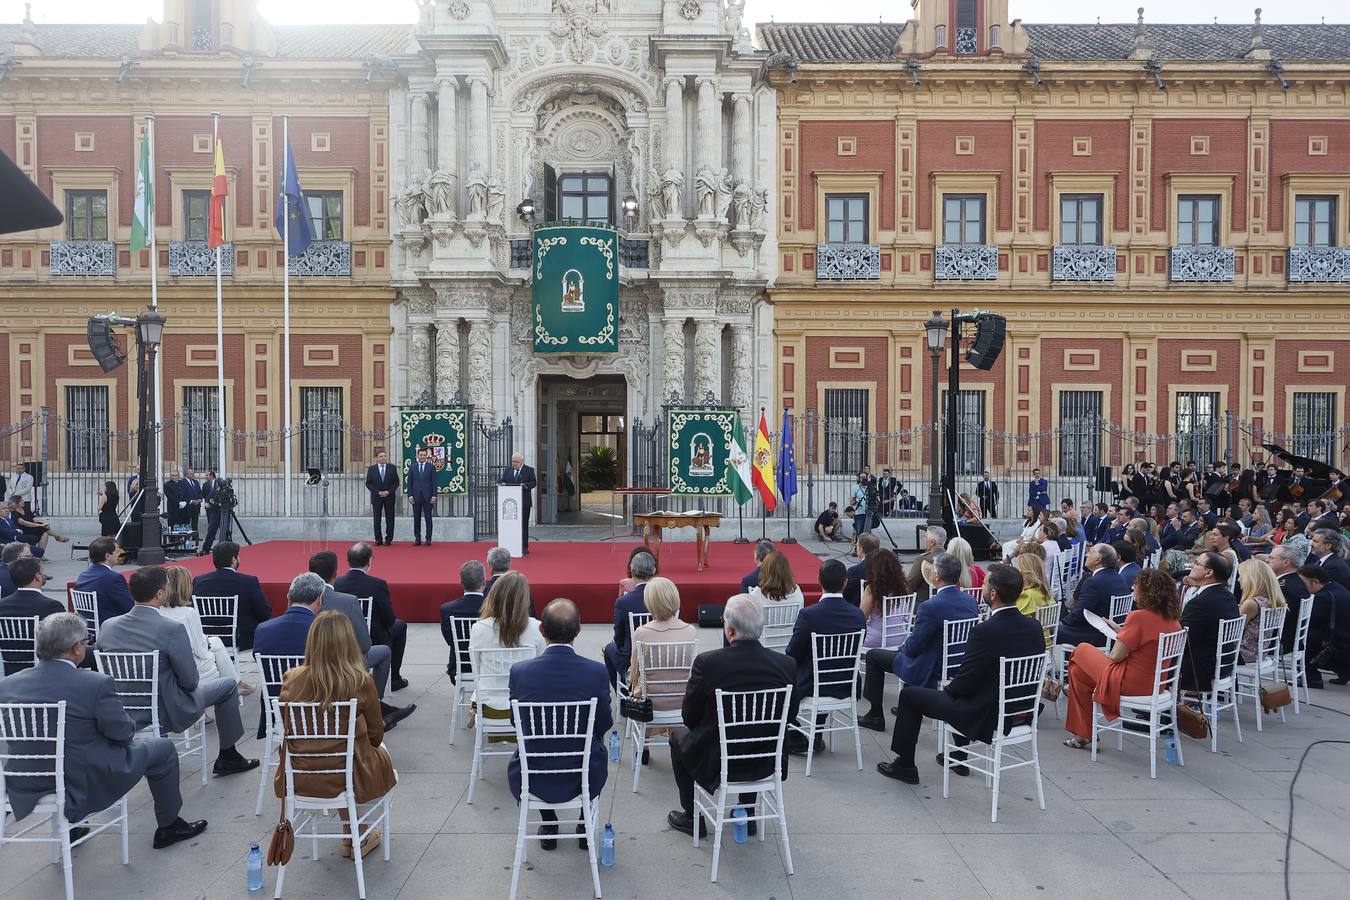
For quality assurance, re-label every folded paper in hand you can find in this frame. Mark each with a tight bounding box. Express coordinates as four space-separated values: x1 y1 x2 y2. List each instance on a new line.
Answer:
1082 608 1118 642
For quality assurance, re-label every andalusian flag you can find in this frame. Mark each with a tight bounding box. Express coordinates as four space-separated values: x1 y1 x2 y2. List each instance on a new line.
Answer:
726 415 753 505
751 410 778 511
207 137 228 249
129 127 154 253
563 450 577 496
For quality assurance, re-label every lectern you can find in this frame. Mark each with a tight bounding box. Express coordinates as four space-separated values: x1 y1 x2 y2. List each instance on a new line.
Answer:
497 484 524 557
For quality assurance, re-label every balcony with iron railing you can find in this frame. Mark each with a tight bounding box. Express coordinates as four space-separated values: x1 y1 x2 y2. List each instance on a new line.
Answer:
49 240 116 276
287 240 352 276
1170 245 1235 283
1052 244 1117 282
507 228 650 272
168 240 234 277
935 243 998 281
816 243 880 280
1287 246 1350 284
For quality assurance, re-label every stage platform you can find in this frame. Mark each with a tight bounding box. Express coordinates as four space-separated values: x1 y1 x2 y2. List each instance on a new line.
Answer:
168 539 825 624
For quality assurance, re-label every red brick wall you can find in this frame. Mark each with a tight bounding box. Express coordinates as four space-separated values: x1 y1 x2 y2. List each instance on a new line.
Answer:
1150 119 1248 232
1271 340 1350 431
0 117 14 157
36 116 133 225
1037 338 1124 430
797 120 896 231
153 115 254 230
1155 339 1242 425
1267 119 1350 232
803 334 890 433
42 330 132 436
1032 120 1131 233
273 117 373 228
290 333 367 438
916 121 1013 233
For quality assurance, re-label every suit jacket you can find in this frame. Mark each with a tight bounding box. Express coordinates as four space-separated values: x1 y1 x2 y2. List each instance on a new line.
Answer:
202 478 219 513
73 563 133 625
906 548 941 604
0 589 66 674
191 567 273 651
1058 566 1127 648
941 607 1048 742
96 604 202 735
440 592 485 645
1027 477 1050 510
507 645 612 803
365 463 399 501
975 480 999 510
1315 553 1350 593
739 568 760 594
0 562 14 597
321 585 373 654
405 459 438 503
1117 562 1141 591
0 659 163 823
1162 522 1200 552
1180 583 1240 691
1081 514 1102 544
1278 571 1313 655
784 594 866 698
498 464 537 513
1319 581 1350 648
842 557 867 607
252 605 317 659
334 569 397 647
611 581 649 674
679 639 800 788
894 585 979 688
162 478 182 508
181 478 203 503
10 471 33 502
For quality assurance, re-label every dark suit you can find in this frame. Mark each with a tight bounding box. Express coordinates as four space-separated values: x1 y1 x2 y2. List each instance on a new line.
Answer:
891 607 1047 761
507 645 612 805
1162 522 1200 552
863 585 978 713
181 478 203 533
1179 583 1240 692
73 563 134 625
739 569 760 594
201 478 222 553
975 479 999 518
1314 553 1350 593
252 605 316 659
842 557 867 607
439 591 485 679
162 478 184 527
1117 562 1141 591
603 581 648 685
784 594 866 699
498 464 538 552
191 566 273 651
405 459 438 543
1278 571 1313 657
668 639 800 815
1311 581 1350 681
1057 566 1127 648
0 562 15 597
0 589 66 674
365 462 400 544
335 568 406 682
1027 477 1050 513
1082 514 1103 545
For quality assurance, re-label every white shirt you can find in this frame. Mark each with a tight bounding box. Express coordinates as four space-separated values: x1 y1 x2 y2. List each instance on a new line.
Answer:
748 584 805 609
156 605 221 681
468 617 546 709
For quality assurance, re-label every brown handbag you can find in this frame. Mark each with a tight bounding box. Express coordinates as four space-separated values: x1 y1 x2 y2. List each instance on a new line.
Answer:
265 809 295 867
1176 702 1210 741
1259 683 1293 713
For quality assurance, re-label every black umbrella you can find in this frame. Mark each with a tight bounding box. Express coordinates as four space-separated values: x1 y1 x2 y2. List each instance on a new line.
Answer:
0 147 61 235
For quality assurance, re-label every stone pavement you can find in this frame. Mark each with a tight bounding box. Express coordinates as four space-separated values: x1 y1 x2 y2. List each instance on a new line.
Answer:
6 547 1350 899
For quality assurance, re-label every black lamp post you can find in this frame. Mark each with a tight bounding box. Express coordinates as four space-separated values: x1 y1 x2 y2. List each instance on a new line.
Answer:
924 311 947 527
136 307 166 564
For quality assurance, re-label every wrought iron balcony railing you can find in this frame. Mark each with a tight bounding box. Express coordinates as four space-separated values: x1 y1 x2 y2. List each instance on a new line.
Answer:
1287 246 1350 284
288 240 352 277
1170 245 1235 283
619 237 650 268
816 243 881 280
168 240 234 277
935 243 998 281
49 240 116 276
1052 244 1117 282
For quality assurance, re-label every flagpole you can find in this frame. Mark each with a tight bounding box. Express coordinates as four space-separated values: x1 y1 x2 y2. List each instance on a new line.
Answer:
147 114 163 480
213 112 226 478
282 115 293 517
734 502 747 543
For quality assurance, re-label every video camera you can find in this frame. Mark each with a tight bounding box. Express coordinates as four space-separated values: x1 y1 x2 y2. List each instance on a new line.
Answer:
213 477 238 511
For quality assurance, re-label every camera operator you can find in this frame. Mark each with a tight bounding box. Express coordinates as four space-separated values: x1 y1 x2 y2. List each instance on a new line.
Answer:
199 470 226 556
851 469 876 538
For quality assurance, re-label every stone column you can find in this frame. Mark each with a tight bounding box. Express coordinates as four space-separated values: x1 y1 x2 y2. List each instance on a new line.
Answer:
695 76 720 176
467 318 493 415
468 77 490 171
664 77 685 171
434 317 461 404
662 317 686 403
436 77 458 217
730 324 752 412
390 84 407 193
731 93 752 185
410 91 431 176
692 319 720 403
407 322 433 403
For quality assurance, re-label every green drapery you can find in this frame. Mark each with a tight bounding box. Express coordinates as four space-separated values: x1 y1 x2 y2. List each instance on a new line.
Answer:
531 223 619 354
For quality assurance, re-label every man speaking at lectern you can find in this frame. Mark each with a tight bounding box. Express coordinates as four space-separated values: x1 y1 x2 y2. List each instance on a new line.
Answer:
499 453 537 555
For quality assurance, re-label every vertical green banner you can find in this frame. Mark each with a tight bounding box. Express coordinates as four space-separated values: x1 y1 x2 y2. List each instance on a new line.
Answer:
532 223 619 354
667 407 736 497
397 407 469 495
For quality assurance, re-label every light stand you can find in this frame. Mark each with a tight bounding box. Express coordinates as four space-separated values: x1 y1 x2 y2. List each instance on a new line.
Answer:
925 311 946 528
136 308 166 564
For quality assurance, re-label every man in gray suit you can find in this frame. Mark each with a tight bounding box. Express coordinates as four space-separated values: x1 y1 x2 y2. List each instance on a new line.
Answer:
96 566 259 778
0 613 208 849
308 550 415 729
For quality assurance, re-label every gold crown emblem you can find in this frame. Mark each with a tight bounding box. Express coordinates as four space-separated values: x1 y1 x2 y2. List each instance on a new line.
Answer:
423 434 447 447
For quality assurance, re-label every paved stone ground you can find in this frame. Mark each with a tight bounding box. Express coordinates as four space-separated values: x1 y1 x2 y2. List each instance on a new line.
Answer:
6 542 1350 899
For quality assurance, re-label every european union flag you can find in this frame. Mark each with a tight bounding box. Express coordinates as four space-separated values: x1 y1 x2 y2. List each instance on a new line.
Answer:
275 138 313 257
777 408 798 508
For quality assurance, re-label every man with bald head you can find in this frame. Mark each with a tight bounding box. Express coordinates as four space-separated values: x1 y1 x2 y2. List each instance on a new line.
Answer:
499 452 538 555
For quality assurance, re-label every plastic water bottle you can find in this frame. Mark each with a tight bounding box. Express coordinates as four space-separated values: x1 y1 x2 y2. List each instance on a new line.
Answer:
732 807 749 844
607 730 621 764
600 823 616 867
246 843 263 892
1164 735 1180 766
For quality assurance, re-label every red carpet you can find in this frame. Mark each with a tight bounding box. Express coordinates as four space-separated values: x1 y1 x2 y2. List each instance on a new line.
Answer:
166 540 824 624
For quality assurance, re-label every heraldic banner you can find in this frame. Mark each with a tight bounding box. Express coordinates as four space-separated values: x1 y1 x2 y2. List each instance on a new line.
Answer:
397 407 469 495
531 222 619 354
667 406 736 497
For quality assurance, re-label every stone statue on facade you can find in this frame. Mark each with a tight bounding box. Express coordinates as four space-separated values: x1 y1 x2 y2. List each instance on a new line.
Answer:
396 176 429 227
694 166 718 218
415 0 434 33
731 180 751 229
465 163 489 219
426 168 455 219
660 165 685 220
714 167 734 221
749 181 768 231
486 176 506 225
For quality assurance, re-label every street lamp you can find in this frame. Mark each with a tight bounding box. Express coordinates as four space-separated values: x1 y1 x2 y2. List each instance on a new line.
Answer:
925 311 947 528
622 195 639 225
136 307 166 564
516 198 536 222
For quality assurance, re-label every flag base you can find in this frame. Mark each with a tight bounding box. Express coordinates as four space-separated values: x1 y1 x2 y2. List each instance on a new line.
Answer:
779 537 798 544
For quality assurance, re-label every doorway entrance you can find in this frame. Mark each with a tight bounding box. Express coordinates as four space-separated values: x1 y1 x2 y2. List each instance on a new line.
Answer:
537 374 627 525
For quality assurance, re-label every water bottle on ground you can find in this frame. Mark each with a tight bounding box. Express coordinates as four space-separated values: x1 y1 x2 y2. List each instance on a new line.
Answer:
600 823 616 867
732 807 749 843
607 730 621 764
247 843 263 892
1164 734 1180 765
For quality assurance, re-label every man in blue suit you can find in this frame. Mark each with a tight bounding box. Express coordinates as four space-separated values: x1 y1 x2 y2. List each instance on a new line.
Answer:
1113 541 1141 591
1056 543 1126 647
784 558 866 754
73 536 133 625
1027 468 1050 514
602 550 655 686
507 599 611 851
0 540 31 595
1082 503 1107 545
190 541 273 652
405 447 438 546
859 553 979 732
252 572 325 659
181 469 204 536
441 560 488 679
740 539 776 593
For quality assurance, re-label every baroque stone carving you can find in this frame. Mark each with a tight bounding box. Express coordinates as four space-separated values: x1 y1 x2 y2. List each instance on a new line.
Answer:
467 320 494 413
465 163 489 219
679 0 702 21
550 0 608 64
396 175 430 226
447 0 471 20
730 326 753 412
408 324 433 400
692 320 719 401
658 165 684 220
694 167 717 218
662 318 685 403
486 177 506 225
426 169 455 218
435 319 461 403
749 182 768 231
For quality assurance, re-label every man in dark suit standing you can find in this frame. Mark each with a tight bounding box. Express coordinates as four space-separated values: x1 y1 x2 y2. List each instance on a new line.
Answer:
190 541 273 652
1299 564 1350 685
1056 543 1126 648
975 471 999 519
199 470 221 555
406 447 438 546
440 560 487 679
0 557 65 674
785 559 866 755
877 563 1045 783
162 471 185 529
498 452 538 555
335 542 409 692
665 595 800 838
602 551 655 686
73 537 133 626
1027 468 1050 515
365 450 399 546
1178 551 1241 693
180 469 203 535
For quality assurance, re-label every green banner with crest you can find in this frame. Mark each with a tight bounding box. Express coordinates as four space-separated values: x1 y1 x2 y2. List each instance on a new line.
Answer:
397 407 469 495
667 406 736 497
531 223 619 354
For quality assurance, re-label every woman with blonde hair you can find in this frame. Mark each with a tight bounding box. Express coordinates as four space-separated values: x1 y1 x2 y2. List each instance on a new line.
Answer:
1011 553 1055 618
945 536 983 589
275 610 396 859
749 550 805 606
469 570 546 713
156 564 249 690
627 576 696 747
1237 557 1286 663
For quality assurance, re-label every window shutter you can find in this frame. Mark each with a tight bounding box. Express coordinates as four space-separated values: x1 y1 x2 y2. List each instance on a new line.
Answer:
543 164 557 222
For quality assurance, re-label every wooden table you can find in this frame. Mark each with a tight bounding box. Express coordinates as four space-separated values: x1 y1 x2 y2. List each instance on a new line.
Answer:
633 513 721 572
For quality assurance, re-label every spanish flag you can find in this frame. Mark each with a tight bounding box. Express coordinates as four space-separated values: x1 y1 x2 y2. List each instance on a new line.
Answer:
751 410 778 512
207 137 228 249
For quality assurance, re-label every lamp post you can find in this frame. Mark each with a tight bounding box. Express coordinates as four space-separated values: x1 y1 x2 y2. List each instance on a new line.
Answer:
136 307 166 564
924 311 947 527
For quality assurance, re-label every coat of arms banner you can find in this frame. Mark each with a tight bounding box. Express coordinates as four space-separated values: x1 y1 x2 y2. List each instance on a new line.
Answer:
397 406 469 495
667 406 736 497
531 222 619 354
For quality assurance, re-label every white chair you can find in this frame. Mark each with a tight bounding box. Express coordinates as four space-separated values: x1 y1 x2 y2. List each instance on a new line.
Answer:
613 610 655 714
626 639 697 792
940 653 1048 823
271 700 395 900
788 629 865 777
0 615 39 673
94 650 210 786
253 654 306 816
68 589 99 642
1234 605 1288 733
879 593 916 649
940 617 979 687
1034 604 1063 718
964 584 987 608
1202 617 1245 753
0 702 130 900
760 601 803 654
466 645 535 804
692 686 795 884
1146 549 1162 570
509 699 602 900
1108 593 1134 624
357 597 374 634
1091 628 1187 779
446 617 476 744
191 594 240 665
1279 596 1316 713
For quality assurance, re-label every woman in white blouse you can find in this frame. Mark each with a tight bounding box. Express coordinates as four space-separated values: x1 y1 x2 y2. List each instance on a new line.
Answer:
468 570 546 712
747 550 805 608
157 564 249 691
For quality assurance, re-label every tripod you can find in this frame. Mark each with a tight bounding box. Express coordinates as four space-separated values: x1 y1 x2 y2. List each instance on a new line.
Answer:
864 477 899 551
218 504 253 546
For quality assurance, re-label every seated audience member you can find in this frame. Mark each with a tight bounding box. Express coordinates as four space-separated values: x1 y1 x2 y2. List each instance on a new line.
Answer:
507 598 611 850
1269 545 1314 664
1056 544 1126 648
1062 570 1183 749
0 540 30 595
1204 523 1242 582
665 596 800 838
1113 540 1141 591
784 559 867 755
844 533 882 606
740 539 777 594
627 577 697 720
335 542 409 692
617 545 657 597
1236 558 1286 664
0 613 208 850
484 545 538 616
859 553 980 732
253 573 327 658
1162 509 1201 552
1011 553 1055 618
5 495 68 549
1039 521 1063 573
73 537 133 625
908 526 947 603
440 559 488 679
749 550 805 608
470 570 546 718
946 537 985 589
1178 551 1241 693
0 556 65 674
275 610 397 860
861 548 910 649
603 551 656 686
1243 507 1275 550
1310 528 1350 591
815 502 844 541
96 566 259 778
157 564 244 689
877 564 1044 782
1298 564 1350 685
191 541 273 651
